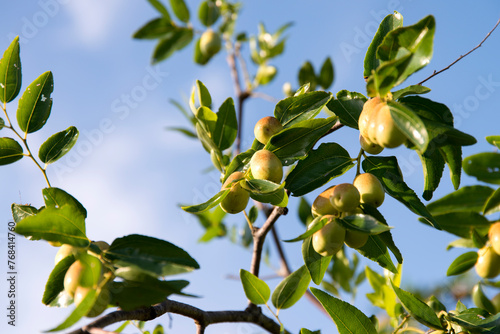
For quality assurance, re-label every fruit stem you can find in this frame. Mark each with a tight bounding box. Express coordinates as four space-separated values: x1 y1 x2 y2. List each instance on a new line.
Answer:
355 148 363 177
243 210 253 231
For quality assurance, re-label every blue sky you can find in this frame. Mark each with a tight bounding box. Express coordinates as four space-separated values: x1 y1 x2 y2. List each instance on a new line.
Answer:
1 1 500 333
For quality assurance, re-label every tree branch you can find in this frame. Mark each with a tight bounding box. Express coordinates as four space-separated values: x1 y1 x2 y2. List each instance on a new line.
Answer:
418 16 500 85
68 298 284 334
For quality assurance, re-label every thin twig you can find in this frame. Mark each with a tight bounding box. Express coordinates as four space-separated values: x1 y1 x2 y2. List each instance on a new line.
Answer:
235 43 252 90
418 17 500 85
68 298 285 334
251 91 280 103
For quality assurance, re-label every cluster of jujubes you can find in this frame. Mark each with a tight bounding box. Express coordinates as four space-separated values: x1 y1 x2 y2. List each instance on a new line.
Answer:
358 96 406 153
220 117 284 214
55 242 111 317
310 173 385 256
475 222 500 279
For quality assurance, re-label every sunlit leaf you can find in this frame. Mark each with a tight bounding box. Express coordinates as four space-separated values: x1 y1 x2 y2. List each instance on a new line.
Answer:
240 269 270 305
17 71 53 133
0 36 22 103
272 265 311 310
39 126 79 164
0 137 23 165
447 251 478 276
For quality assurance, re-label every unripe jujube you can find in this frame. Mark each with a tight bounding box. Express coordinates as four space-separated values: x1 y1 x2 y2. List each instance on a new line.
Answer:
55 244 79 265
254 116 283 145
353 173 385 207
488 222 500 255
220 171 250 214
312 215 346 257
330 183 360 213
359 134 383 155
64 260 86 297
199 30 222 56
342 208 369 249
358 97 406 149
250 149 283 183
475 246 500 279
311 186 339 217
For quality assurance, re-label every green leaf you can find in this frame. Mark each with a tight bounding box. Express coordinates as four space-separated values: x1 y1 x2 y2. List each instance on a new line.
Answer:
391 282 444 330
0 36 22 103
361 204 403 263
181 189 230 213
422 212 490 239
43 187 87 218
285 142 354 196
243 179 283 194
239 269 271 305
274 91 332 128
223 148 254 183
104 234 200 277
300 329 320 334
427 186 494 215
264 117 338 165
133 18 175 39
310 288 378 334
0 137 23 165
387 100 428 152
11 204 38 223
169 0 190 23
486 135 500 149
198 1 220 27
363 11 403 78
447 251 478 276
357 235 397 273
248 185 288 207
213 97 237 151
418 146 444 201
166 126 197 138
325 90 367 130
369 15 435 94
447 310 500 333
111 270 189 310
272 265 311 310
440 145 462 190
153 27 193 63
38 126 79 164
298 61 317 90
46 289 98 332
463 152 500 185
78 253 103 288
284 216 327 243
15 205 89 247
318 57 334 89
147 0 171 19
17 71 53 133
337 214 392 234
302 236 331 285
484 187 500 216
153 324 165 334
42 255 75 306
362 156 439 229
191 80 212 110
298 197 313 226
392 85 430 100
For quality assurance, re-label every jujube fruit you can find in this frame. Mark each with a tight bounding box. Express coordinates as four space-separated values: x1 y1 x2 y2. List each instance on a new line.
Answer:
250 149 283 183
254 116 283 145
220 171 250 214
311 186 339 217
55 244 79 265
488 222 500 255
64 260 86 297
200 29 222 56
475 246 500 279
330 183 360 213
358 97 406 149
353 173 385 207
312 215 346 257
359 134 383 155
